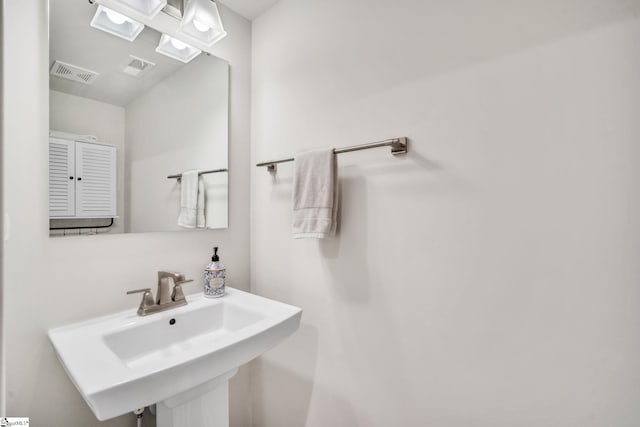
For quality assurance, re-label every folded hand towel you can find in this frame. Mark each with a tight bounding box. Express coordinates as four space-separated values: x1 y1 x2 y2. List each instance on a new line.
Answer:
292 148 338 238
178 170 206 228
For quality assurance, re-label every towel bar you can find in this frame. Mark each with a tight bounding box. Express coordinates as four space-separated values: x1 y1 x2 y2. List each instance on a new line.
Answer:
256 137 408 172
167 168 228 180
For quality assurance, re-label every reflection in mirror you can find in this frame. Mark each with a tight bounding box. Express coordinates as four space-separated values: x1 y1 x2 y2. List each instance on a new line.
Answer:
49 0 229 236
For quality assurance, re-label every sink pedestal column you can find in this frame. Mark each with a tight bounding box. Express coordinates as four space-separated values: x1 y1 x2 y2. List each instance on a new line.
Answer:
156 368 238 427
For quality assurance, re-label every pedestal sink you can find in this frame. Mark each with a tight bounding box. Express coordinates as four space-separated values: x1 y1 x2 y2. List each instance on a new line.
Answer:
48 288 302 427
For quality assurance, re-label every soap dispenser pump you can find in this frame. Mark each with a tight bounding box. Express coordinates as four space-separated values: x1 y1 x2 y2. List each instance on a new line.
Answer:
204 246 225 298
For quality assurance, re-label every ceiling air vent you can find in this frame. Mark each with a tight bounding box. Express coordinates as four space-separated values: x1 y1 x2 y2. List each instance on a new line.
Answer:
122 55 155 77
50 60 99 85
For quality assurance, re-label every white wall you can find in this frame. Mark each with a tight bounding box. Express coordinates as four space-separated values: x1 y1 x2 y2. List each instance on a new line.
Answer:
1 2 252 427
0 0 4 415
49 90 126 234
251 1 640 426
126 55 229 233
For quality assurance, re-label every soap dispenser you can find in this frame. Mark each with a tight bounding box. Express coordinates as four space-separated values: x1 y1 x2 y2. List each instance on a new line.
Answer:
204 246 225 298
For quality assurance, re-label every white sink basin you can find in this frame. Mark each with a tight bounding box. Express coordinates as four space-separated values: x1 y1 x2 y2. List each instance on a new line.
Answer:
49 288 302 422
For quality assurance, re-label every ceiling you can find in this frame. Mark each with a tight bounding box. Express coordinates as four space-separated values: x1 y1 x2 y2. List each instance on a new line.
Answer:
217 0 280 20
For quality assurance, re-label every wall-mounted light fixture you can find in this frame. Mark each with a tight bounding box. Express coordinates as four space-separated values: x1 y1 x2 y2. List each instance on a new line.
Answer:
155 33 202 63
90 5 145 41
89 0 225 61
177 0 227 46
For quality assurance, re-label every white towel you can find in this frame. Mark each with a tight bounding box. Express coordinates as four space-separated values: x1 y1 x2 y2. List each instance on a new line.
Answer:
178 170 206 228
292 148 338 238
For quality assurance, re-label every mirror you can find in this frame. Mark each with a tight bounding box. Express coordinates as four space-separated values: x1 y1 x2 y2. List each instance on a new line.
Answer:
49 0 229 236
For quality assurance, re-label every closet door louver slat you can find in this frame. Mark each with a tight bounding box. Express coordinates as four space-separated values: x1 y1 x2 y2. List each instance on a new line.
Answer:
48 137 75 217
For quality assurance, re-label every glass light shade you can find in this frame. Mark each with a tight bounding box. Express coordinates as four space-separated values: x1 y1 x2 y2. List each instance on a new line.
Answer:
155 34 202 63
177 0 227 47
90 5 144 42
108 0 167 19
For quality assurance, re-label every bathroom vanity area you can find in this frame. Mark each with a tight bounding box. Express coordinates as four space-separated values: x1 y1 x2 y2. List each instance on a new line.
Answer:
3 0 255 425
49 286 301 427
39 1 262 425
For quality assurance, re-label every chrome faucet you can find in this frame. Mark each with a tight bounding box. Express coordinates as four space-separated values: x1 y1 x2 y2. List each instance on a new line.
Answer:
127 271 194 316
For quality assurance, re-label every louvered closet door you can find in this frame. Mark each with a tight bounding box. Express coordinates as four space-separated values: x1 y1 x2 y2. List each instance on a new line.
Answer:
49 137 76 217
75 142 116 217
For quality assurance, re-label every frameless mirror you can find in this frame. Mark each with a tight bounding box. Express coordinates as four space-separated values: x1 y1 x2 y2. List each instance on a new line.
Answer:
49 0 229 236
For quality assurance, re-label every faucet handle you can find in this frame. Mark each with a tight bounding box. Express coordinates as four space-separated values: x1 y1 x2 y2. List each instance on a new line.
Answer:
126 288 155 315
127 287 152 297
171 279 194 303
